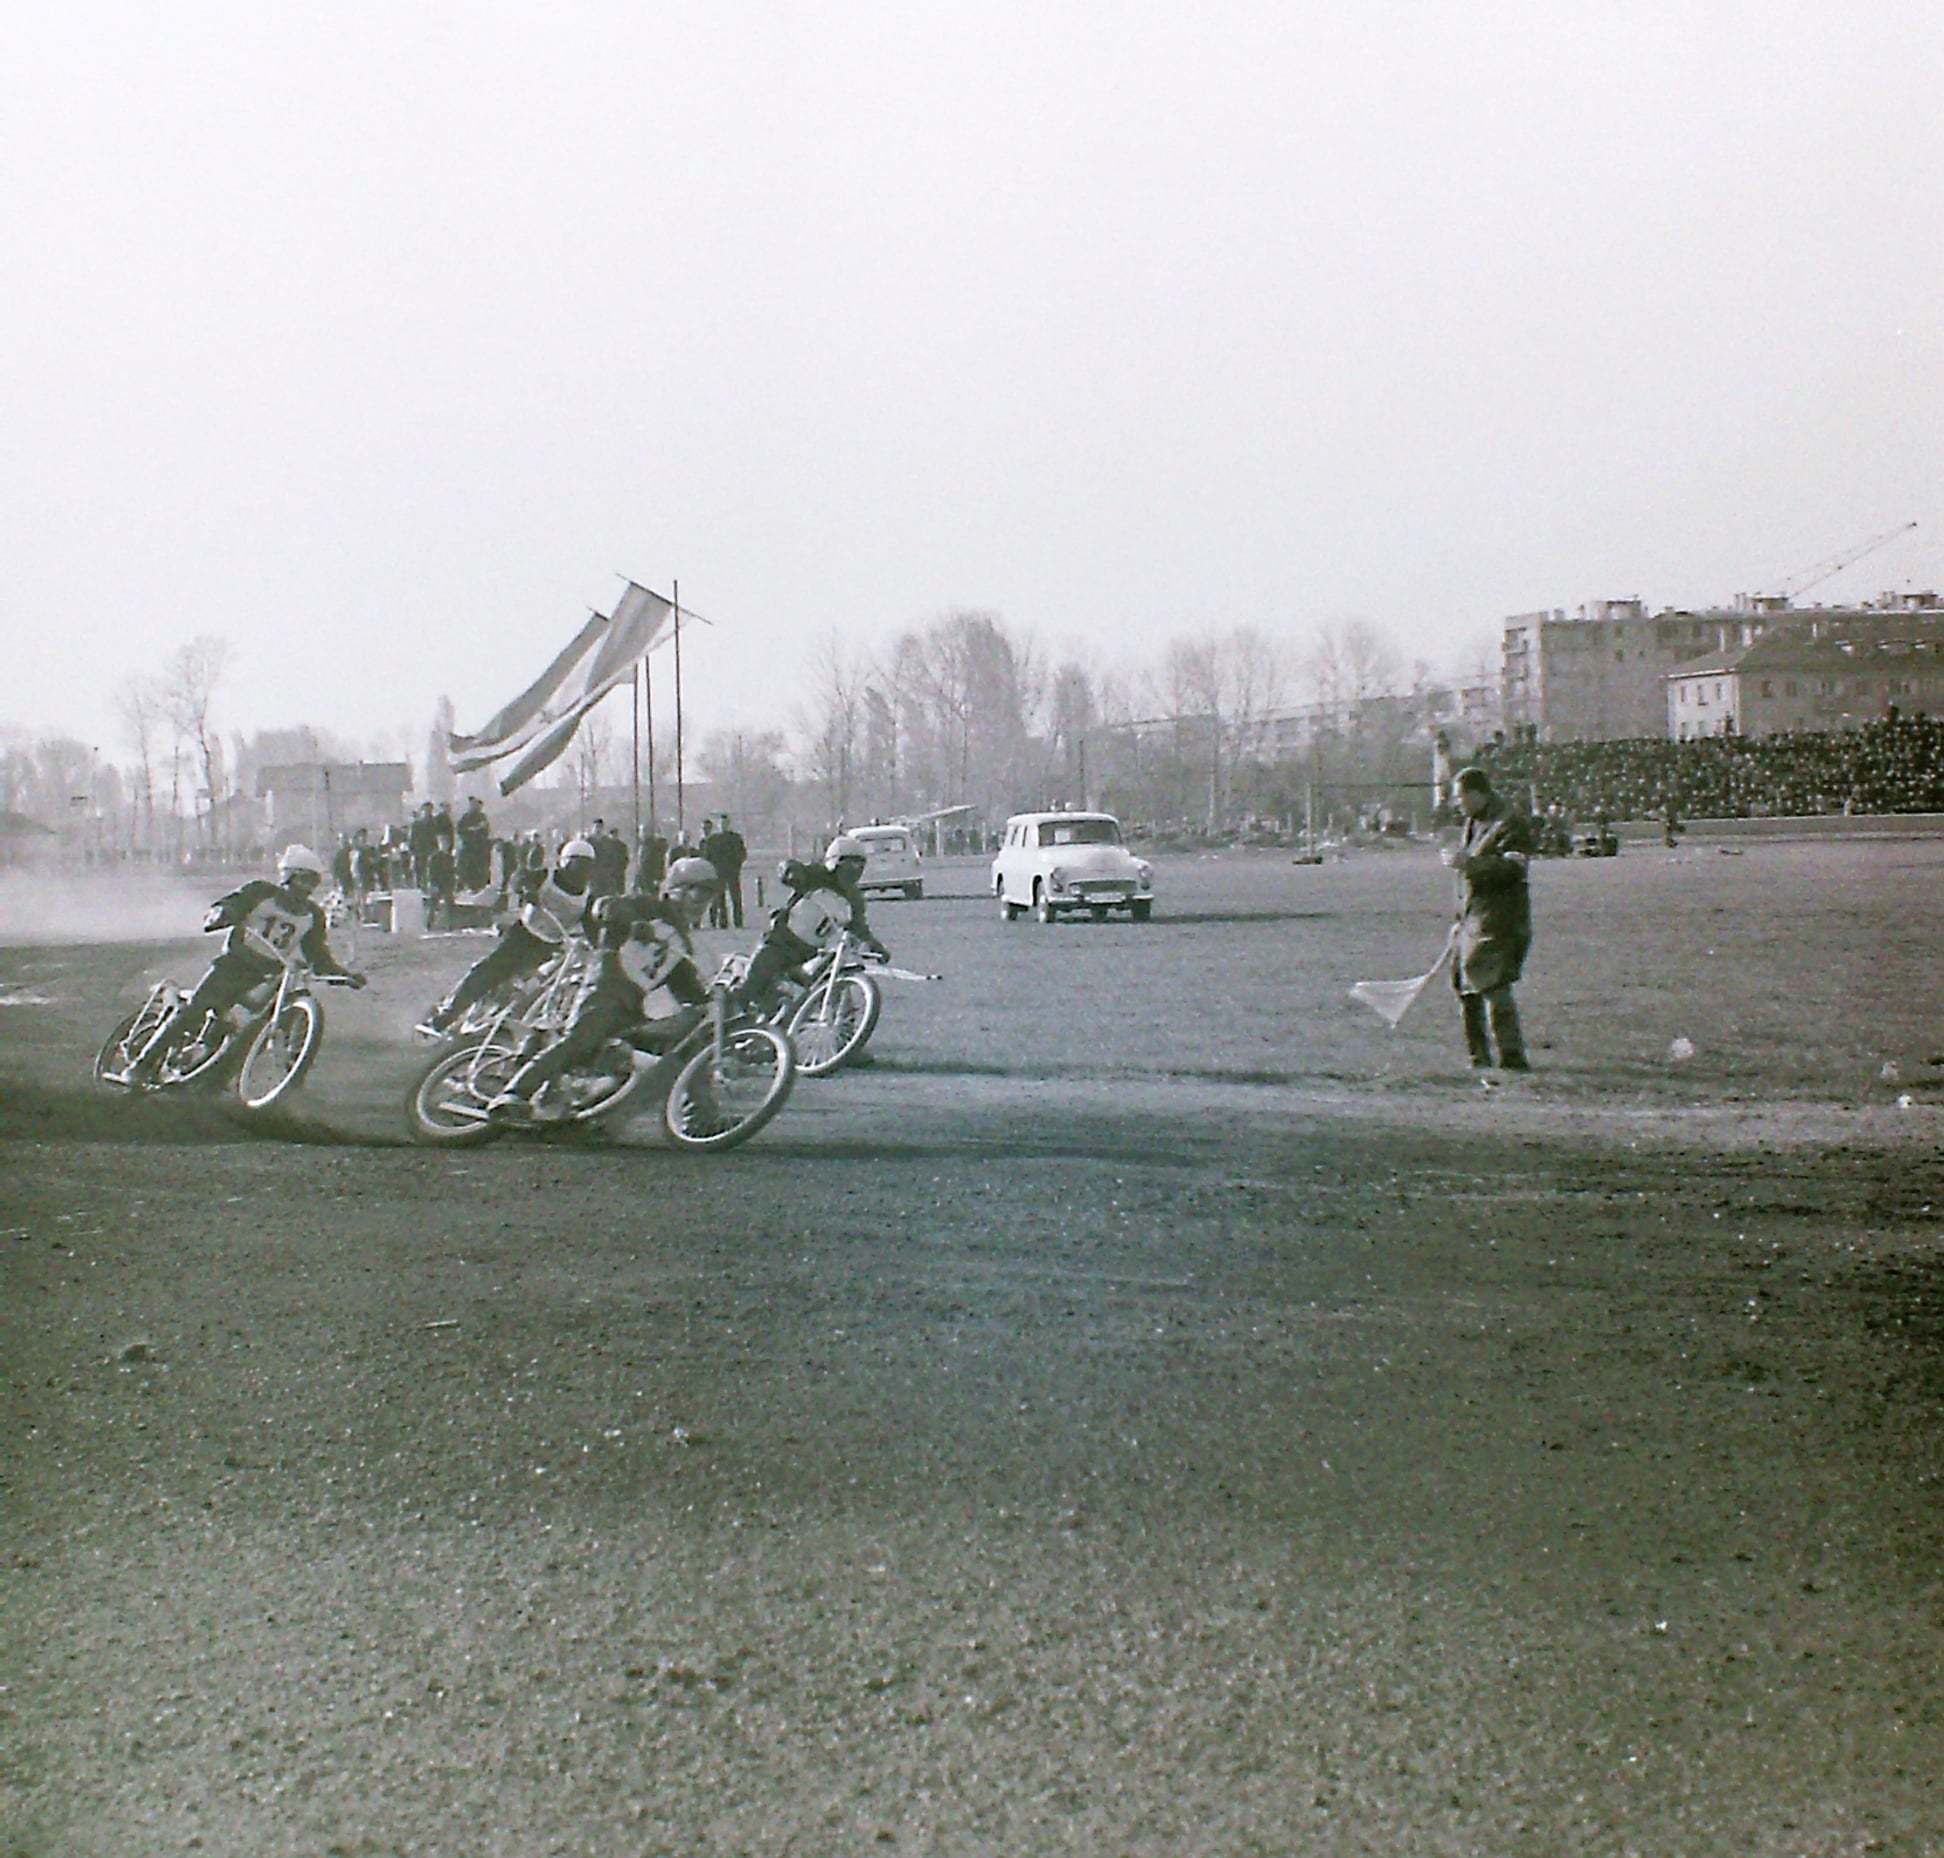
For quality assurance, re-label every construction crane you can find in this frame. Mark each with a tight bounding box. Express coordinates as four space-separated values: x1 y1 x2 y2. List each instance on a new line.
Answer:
1771 520 1918 600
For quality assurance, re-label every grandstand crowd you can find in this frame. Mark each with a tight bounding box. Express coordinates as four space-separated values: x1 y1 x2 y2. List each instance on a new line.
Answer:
1477 711 1944 822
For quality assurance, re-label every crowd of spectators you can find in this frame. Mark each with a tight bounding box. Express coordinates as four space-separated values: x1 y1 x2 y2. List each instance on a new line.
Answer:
325 802 754 930
1477 711 1944 823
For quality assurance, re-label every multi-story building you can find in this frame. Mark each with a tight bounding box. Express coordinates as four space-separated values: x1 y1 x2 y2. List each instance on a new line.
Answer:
1504 594 1943 740
1667 628 1944 738
257 761 411 847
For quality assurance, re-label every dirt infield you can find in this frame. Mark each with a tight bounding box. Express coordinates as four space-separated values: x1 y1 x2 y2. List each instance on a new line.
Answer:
3 843 1940 1856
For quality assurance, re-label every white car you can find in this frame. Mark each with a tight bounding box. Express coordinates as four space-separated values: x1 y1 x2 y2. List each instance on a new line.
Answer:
992 811 1154 922
846 824 925 899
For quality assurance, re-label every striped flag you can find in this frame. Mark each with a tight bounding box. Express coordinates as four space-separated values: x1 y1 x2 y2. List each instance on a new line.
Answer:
449 584 675 788
448 612 607 771
492 584 675 795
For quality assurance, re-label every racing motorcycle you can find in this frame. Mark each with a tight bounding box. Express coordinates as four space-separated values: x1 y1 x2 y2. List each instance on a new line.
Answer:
93 929 359 1114
402 952 795 1151
767 926 939 1077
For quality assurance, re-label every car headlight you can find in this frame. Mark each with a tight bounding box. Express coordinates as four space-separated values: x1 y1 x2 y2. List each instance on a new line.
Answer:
1135 862 1153 889
1048 867 1068 892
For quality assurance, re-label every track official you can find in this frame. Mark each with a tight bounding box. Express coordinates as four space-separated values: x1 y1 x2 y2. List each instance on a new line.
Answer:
1447 765 1533 1072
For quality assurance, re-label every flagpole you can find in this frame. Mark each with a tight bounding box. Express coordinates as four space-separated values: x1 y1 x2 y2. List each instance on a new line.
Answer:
673 579 685 841
645 644 658 833
631 661 641 846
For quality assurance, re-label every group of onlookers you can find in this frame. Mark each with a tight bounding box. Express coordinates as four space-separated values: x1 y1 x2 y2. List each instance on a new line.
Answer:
1477 711 1944 824
329 800 751 932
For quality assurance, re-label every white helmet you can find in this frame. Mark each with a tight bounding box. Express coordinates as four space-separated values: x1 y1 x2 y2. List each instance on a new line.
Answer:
559 837 597 863
662 855 718 894
824 834 866 864
277 843 327 883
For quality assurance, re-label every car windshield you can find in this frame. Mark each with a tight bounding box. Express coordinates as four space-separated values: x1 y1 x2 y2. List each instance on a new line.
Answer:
1037 819 1120 847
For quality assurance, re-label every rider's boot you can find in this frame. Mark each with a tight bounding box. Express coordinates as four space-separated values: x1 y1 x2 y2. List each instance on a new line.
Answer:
527 1083 572 1123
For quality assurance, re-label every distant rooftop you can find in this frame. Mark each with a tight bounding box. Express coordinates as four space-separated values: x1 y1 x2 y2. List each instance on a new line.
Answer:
1665 632 1944 679
256 761 411 799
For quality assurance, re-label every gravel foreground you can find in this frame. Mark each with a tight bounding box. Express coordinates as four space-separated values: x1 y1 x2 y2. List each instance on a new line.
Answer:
3 848 1940 1856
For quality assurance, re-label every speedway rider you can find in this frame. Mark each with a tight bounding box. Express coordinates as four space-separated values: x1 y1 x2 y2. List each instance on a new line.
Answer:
737 834 890 1019
417 835 600 1038
107 844 366 1086
485 856 720 1122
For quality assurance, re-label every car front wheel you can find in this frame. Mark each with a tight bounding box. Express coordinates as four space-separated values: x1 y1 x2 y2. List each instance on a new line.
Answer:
1130 899 1152 921
1034 884 1058 924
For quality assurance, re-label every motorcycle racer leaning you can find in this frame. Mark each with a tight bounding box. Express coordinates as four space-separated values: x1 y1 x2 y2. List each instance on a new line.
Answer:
485 856 719 1122
417 837 600 1038
107 844 366 1087
736 834 890 1020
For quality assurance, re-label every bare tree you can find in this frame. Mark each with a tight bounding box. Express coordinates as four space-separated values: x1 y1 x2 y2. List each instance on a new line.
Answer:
162 635 233 849
1047 662 1097 806
570 712 612 822
425 696 458 803
888 611 1041 821
117 679 162 853
697 728 790 841
794 632 866 831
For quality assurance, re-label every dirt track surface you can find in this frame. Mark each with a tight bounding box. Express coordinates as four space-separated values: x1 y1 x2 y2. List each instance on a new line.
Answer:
4 845 1941 1856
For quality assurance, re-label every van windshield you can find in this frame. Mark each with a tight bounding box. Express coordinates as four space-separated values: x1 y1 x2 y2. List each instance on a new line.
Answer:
1038 819 1120 847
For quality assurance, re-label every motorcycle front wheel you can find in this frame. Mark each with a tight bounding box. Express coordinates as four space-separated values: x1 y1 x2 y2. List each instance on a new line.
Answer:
234 998 323 1112
786 973 881 1077
663 1024 795 1152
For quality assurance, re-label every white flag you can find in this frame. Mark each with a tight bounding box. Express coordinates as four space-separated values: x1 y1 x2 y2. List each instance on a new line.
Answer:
494 584 675 795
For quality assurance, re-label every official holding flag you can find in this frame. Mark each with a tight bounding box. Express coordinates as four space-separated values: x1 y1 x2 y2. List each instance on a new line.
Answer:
1445 766 1533 1072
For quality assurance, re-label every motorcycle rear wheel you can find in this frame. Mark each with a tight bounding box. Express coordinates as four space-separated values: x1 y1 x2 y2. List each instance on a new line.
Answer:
93 1008 150 1087
663 1025 795 1151
404 1040 513 1146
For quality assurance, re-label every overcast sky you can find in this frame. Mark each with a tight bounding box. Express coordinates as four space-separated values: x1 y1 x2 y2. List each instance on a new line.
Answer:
7 0 1942 768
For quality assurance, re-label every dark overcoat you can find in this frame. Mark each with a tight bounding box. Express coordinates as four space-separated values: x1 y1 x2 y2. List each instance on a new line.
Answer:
1452 793 1532 995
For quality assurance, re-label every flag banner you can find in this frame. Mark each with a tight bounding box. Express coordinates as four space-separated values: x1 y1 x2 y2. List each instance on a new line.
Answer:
1348 928 1456 1028
449 612 607 767
495 583 674 795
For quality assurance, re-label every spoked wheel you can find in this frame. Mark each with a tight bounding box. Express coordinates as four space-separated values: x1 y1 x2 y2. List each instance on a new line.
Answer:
404 1040 518 1146
105 1006 236 1092
93 1006 153 1087
158 1014 240 1088
554 1053 646 1126
786 973 882 1077
663 1024 795 1152
234 998 324 1112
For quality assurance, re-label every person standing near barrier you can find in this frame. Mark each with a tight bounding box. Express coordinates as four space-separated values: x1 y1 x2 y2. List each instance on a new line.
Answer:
703 814 747 928
408 803 440 888
1445 766 1532 1072
636 828 668 892
588 818 629 899
425 840 456 929
456 796 493 891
